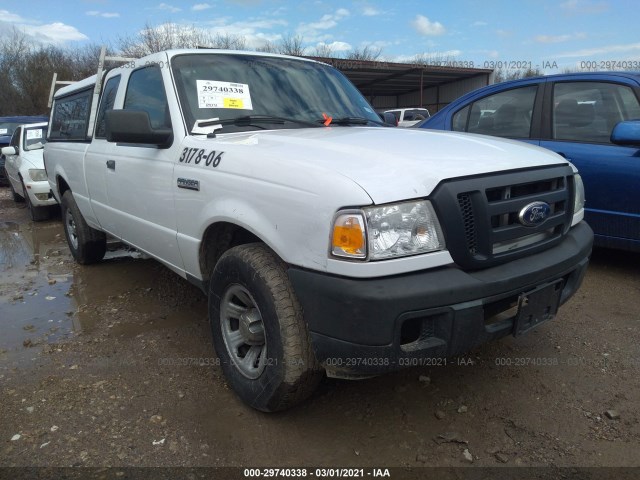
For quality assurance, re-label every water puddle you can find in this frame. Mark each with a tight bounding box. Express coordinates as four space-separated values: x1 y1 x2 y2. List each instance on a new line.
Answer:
0 220 76 365
0 218 206 369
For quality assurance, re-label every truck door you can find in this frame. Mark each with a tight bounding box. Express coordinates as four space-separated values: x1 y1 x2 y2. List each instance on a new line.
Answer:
103 64 185 272
85 75 121 236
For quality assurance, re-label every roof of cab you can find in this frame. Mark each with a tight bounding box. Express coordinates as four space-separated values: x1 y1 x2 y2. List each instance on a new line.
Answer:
54 74 97 99
52 49 325 100
162 48 321 64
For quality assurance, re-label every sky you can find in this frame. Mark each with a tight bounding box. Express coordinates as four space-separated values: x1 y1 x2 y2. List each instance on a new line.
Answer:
1 0 639 72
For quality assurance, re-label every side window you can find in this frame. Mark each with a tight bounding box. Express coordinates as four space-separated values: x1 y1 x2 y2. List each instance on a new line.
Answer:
465 85 538 138
619 87 640 119
124 66 171 129
404 111 415 121
411 109 427 121
452 105 470 132
553 82 640 143
49 89 92 140
10 127 21 148
95 75 121 138
388 110 401 122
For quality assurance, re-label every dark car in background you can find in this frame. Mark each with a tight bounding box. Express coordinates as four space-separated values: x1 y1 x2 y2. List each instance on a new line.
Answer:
0 115 49 185
417 72 640 252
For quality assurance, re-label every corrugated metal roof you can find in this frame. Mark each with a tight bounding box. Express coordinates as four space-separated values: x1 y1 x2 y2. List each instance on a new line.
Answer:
308 56 493 98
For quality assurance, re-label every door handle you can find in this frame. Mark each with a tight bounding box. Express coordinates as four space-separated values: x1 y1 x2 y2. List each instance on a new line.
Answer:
106 160 116 170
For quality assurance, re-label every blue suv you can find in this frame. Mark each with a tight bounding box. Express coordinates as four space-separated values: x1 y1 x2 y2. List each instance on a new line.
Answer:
417 72 640 252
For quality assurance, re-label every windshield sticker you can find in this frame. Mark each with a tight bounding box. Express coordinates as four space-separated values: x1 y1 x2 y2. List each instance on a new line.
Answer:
26 129 43 140
0 128 7 134
196 80 253 110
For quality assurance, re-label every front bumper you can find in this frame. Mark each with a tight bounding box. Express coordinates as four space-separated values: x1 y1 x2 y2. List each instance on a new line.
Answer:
288 221 593 375
24 180 57 207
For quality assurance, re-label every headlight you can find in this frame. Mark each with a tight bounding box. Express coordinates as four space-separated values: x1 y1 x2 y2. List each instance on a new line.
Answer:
573 173 585 214
331 200 445 261
28 169 47 182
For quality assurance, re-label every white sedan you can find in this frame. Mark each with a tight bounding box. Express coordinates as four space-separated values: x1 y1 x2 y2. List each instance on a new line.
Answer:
2 122 57 221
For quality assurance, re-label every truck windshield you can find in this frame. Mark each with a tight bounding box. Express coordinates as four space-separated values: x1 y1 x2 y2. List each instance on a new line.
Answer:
171 53 381 132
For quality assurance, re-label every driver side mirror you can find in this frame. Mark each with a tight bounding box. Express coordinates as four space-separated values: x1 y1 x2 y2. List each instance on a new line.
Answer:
611 120 640 147
106 110 173 147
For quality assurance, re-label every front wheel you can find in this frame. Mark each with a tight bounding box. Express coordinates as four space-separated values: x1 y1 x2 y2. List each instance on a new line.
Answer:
209 243 323 412
61 190 106 264
22 179 50 222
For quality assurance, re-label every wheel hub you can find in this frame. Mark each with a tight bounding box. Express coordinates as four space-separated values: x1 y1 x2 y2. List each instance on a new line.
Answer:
66 209 78 250
220 284 267 379
239 308 265 345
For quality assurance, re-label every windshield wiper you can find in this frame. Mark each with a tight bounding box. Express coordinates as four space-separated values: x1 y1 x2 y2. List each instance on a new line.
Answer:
198 115 321 130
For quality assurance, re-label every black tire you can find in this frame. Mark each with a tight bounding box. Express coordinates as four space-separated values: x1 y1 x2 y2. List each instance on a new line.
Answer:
0 163 8 187
9 180 24 203
209 243 323 412
61 190 106 264
22 179 50 222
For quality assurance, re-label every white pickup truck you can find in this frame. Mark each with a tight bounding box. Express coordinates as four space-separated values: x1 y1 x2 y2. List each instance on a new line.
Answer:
44 49 593 411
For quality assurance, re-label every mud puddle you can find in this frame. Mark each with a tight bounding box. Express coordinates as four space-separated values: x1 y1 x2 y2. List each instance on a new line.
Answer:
0 220 75 365
0 217 206 371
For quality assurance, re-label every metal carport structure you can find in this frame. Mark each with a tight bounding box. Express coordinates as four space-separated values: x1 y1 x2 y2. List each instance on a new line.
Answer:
308 57 494 113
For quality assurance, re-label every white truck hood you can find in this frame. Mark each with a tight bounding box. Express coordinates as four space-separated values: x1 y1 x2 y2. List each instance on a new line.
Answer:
215 127 568 204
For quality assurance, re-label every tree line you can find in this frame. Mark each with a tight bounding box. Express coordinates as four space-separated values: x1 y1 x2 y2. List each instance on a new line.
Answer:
0 23 385 117
0 21 550 117
0 30 103 116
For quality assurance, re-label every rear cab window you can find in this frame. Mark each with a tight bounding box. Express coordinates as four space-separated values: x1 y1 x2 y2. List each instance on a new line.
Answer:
49 89 93 141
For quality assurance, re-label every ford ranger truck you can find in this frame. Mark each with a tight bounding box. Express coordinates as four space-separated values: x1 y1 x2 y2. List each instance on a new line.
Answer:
44 50 593 412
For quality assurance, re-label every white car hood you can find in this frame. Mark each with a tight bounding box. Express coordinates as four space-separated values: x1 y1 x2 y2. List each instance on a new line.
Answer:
20 149 45 170
215 127 568 204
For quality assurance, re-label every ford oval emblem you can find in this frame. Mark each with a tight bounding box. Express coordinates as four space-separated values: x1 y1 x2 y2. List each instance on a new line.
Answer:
518 201 551 227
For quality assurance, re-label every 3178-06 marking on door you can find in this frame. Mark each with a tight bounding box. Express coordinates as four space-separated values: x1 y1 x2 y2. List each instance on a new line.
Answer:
179 147 224 168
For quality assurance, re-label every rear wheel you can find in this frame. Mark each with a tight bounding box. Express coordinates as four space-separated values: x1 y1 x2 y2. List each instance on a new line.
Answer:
22 179 50 222
61 190 106 264
209 243 323 412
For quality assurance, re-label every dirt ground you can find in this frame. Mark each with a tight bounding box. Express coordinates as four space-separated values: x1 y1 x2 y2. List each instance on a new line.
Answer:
1 185 640 476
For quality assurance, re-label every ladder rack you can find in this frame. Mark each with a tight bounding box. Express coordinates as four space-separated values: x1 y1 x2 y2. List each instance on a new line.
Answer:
47 45 137 135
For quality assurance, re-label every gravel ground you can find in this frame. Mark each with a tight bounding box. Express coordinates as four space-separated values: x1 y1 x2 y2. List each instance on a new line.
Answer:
1 186 639 477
